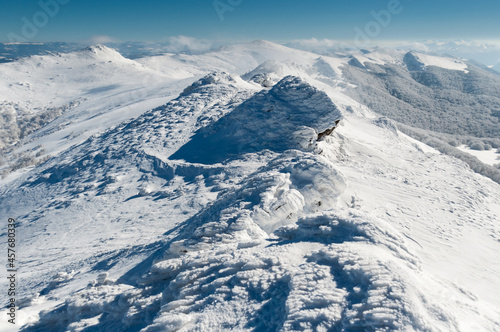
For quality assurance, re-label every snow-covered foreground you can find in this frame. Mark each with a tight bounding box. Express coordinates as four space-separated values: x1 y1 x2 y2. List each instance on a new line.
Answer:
0 42 499 331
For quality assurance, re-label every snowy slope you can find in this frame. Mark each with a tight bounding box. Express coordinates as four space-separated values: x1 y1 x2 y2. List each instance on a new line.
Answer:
0 42 499 331
406 52 469 72
0 45 201 183
342 49 500 186
456 145 500 166
0 42 348 183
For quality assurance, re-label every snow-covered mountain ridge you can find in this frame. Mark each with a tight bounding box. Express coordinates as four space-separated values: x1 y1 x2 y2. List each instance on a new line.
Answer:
2 42 499 180
0 41 499 331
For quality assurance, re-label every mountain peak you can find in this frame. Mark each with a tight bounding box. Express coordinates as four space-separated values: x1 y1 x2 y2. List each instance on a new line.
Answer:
180 71 238 96
403 51 468 72
79 44 125 60
403 51 425 71
171 75 341 163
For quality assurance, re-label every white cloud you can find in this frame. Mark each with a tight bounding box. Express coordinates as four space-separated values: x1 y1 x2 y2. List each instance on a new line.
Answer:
405 42 429 52
284 38 500 68
86 35 120 45
285 38 356 53
285 38 415 52
160 36 213 54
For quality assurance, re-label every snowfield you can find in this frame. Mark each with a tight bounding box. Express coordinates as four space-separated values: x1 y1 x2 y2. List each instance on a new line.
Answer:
456 145 500 166
406 52 469 72
0 41 499 331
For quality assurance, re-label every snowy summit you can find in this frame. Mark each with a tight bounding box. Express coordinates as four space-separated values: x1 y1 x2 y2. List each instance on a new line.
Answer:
0 41 499 331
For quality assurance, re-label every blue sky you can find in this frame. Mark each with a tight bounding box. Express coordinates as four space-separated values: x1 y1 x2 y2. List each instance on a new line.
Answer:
1 0 499 43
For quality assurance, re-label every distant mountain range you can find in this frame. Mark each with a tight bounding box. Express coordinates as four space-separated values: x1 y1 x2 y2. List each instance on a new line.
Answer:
2 41 500 73
1 41 499 331
0 41 216 63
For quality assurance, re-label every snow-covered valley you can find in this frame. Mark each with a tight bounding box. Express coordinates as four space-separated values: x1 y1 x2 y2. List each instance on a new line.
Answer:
0 41 499 331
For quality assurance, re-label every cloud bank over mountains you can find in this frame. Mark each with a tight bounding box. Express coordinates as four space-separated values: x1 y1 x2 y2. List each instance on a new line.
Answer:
286 38 500 69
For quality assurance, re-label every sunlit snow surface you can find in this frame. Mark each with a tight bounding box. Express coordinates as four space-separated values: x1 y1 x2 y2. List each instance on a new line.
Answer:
456 145 500 166
0 42 499 331
409 52 469 72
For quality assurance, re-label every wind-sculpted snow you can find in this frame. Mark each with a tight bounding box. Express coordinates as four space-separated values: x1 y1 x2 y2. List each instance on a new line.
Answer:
2 43 500 331
25 147 483 330
170 76 342 164
27 151 378 331
0 72 259 321
17 71 500 332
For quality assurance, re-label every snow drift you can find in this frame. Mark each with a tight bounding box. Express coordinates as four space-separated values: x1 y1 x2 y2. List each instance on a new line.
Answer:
0 42 499 331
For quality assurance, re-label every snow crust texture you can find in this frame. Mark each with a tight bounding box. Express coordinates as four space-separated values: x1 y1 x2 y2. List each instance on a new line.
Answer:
0 42 499 331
